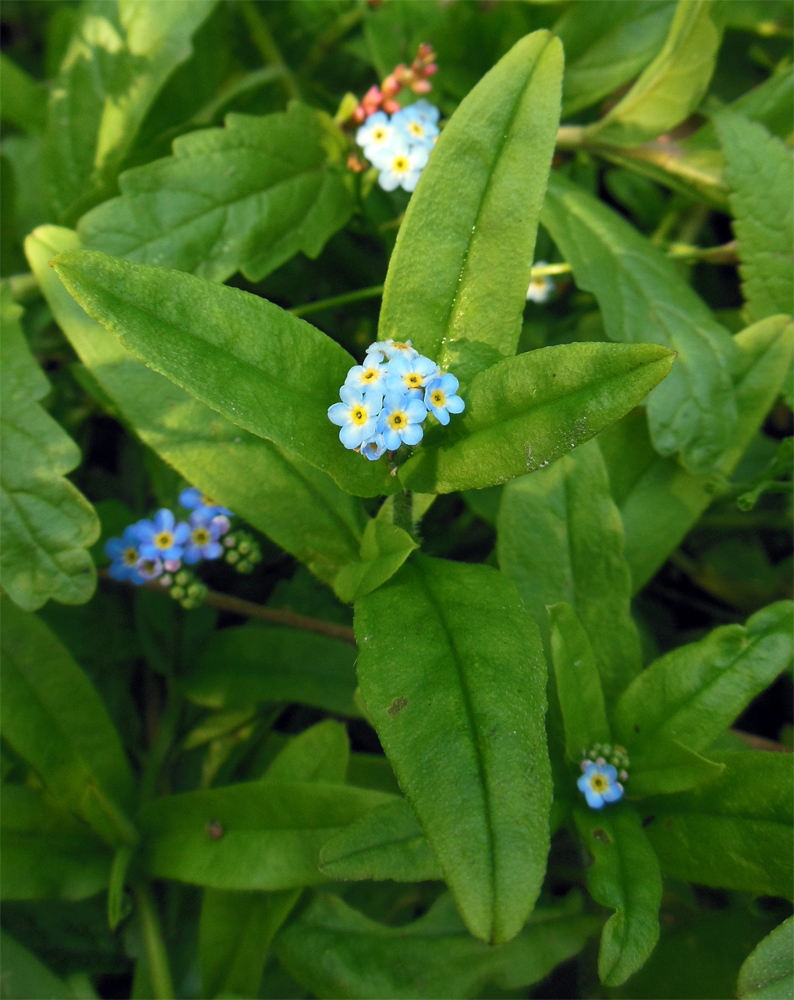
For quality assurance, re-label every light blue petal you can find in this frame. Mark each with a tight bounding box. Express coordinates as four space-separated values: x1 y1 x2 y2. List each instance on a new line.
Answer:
378 169 401 192
602 764 618 782
328 402 349 426
431 404 450 425
602 783 624 803
401 170 421 192
339 385 363 406
439 372 459 393
402 423 424 446
339 423 361 449
584 787 605 809
382 427 401 451
446 395 465 414
405 399 427 422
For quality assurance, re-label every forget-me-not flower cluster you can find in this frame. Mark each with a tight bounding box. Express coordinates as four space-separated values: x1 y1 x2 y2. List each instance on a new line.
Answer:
356 101 440 192
577 743 629 810
328 339 465 460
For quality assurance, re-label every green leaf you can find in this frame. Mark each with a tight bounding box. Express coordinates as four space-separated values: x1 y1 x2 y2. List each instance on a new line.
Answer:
319 798 442 883
574 804 662 987
628 739 724 797
497 438 641 705
738 916 794 1000
613 602 794 753
275 891 598 1000
0 597 137 846
333 519 418 604
26 227 368 580
547 603 611 761
378 30 563 383
355 555 552 945
43 0 217 223
0 932 72 1000
79 103 353 284
641 751 793 898
0 784 112 901
181 624 359 718
0 284 99 612
604 315 793 589
556 1 676 118
138 781 393 890
398 342 675 495
263 720 349 784
541 171 737 475
200 888 300 1000
51 248 394 498
715 111 794 323
107 844 134 931
584 0 721 147
0 54 47 134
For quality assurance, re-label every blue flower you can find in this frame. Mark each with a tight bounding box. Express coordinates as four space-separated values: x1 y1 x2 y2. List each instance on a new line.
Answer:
360 433 387 461
136 509 191 561
386 354 439 395
526 261 555 303
183 512 224 565
424 373 465 425
378 391 427 450
328 386 381 450
577 761 624 810
135 555 164 581
410 99 440 124
355 111 398 161
392 106 439 148
179 487 233 520
344 360 389 396
374 339 418 362
105 526 146 584
370 137 429 192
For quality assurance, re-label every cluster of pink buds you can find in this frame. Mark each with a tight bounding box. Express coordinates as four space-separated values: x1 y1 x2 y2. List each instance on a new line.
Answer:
352 44 438 124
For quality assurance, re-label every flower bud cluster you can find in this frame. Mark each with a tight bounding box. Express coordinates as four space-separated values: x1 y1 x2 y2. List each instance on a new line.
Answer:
328 339 464 460
162 568 209 610
352 44 438 123
222 530 263 575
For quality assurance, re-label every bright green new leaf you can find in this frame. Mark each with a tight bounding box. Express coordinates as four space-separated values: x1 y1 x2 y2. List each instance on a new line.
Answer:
604 315 793 589
199 888 300 1000
27 227 369 581
613 602 794 753
641 752 793 899
138 781 393 890
275 891 599 1000
541 171 737 475
319 798 442 883
1 284 99 612
715 111 794 323
498 438 641 705
584 0 721 147
79 103 353 284
547 603 611 761
355 555 551 945
398 342 675 494
378 30 563 383
574 804 662 987
0 784 112 901
0 597 137 847
181 624 359 718
51 248 394 497
738 916 794 1000
263 720 350 784
628 739 724 797
43 0 216 223
0 54 47 134
333 519 418 604
0 932 72 1000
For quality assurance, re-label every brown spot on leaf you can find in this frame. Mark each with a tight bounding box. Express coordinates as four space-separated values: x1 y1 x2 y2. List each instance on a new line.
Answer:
387 696 408 718
592 827 611 844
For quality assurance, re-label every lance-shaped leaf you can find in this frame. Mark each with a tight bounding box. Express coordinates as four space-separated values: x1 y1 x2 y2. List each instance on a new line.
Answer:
613 602 794 753
27 228 366 581
0 597 137 847
263 720 349 785
574 804 662 987
547 603 610 761
1 784 113 901
398 341 673 495
355 555 551 945
0 933 73 1000
275 891 598 1000
43 0 216 223
79 104 354 284
715 111 794 323
583 0 721 147
641 752 793 899
541 171 737 475
603 315 793 589
0 285 99 612
738 916 794 1000
628 739 724 797
498 438 641 705
138 781 393 890
0 53 47 134
52 248 394 498
319 798 442 883
333 519 418 604
378 30 563 383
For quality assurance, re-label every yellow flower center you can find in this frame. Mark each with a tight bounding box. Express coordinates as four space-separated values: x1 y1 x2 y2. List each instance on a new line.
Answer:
140 559 158 575
351 407 368 426
389 411 405 429
201 493 215 506
393 156 408 172
431 390 445 406
409 122 423 136
123 547 138 566
406 373 422 388
373 128 386 141
589 774 608 793
155 531 174 549
392 341 411 353
193 528 210 545
362 368 379 382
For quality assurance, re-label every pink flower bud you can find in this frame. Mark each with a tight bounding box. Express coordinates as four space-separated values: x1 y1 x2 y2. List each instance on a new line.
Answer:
353 105 366 123
411 79 432 94
164 559 181 572
382 98 401 114
423 63 438 76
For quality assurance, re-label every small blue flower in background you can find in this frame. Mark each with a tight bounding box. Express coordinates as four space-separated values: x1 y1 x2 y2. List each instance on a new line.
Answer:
355 111 398 161
136 556 164 581
526 260 555 304
386 354 439 395
345 360 389 396
361 433 387 462
328 386 381 449
179 487 232 520
106 526 146 584
183 513 224 565
378 391 427 449
425 373 465 425
392 105 439 148
370 138 429 192
578 760 624 810
374 338 418 362
410 99 440 124
137 509 190 561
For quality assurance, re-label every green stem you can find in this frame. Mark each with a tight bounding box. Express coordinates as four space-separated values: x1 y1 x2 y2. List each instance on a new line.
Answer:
392 489 414 535
238 0 301 101
134 885 175 1000
290 283 385 318
138 687 182 806
301 5 364 76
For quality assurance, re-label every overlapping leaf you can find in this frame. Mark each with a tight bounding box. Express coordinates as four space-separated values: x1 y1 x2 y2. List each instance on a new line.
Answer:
738 916 794 1000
